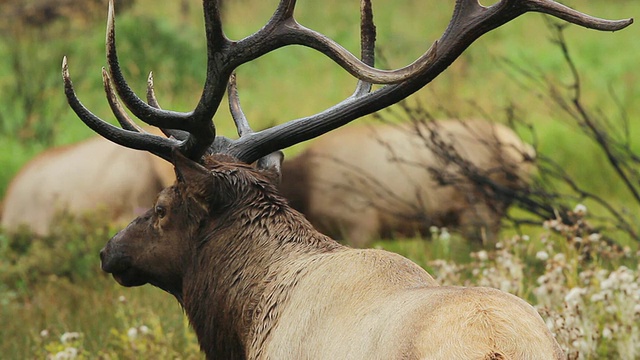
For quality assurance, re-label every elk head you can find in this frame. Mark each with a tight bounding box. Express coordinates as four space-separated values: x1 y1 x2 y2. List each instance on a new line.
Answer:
97 151 211 292
97 147 285 297
63 0 631 300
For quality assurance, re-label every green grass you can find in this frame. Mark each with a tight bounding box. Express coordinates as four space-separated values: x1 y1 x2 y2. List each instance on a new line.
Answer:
0 0 638 358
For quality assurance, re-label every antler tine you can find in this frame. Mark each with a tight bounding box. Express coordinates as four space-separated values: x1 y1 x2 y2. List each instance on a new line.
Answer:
145 72 161 110
105 0 194 130
227 72 284 172
104 0 221 160
523 0 633 31
63 57 178 162
227 72 253 138
107 70 186 142
352 0 375 98
223 0 632 163
230 0 438 86
146 71 190 141
103 68 145 133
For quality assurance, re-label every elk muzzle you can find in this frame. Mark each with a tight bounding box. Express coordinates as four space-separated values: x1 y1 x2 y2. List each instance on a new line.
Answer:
100 230 148 287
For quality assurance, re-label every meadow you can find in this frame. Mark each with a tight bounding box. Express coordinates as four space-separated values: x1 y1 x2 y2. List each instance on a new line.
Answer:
0 0 639 358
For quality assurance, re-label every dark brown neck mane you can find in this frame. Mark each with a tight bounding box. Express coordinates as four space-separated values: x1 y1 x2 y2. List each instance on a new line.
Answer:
180 159 342 359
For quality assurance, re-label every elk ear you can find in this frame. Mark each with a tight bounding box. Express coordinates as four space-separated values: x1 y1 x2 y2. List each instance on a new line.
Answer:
172 150 210 185
256 151 284 184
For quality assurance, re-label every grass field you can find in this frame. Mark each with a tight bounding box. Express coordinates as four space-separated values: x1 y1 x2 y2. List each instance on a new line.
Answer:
0 0 639 358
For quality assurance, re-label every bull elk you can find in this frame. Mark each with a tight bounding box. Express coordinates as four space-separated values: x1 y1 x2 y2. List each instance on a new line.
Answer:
280 119 536 247
62 0 631 358
1 128 174 236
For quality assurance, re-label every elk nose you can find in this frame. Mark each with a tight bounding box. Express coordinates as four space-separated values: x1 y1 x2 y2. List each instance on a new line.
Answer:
99 246 110 272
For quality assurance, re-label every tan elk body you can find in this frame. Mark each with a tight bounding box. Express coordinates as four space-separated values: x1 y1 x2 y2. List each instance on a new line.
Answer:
113 152 562 359
61 0 631 359
1 128 174 235
281 119 535 246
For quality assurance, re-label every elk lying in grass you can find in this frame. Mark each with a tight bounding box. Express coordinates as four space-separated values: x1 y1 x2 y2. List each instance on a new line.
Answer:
1 128 174 235
62 0 630 358
280 119 536 247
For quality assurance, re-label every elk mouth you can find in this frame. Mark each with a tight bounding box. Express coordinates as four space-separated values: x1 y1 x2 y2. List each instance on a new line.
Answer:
100 250 148 287
109 267 148 287
102 262 148 287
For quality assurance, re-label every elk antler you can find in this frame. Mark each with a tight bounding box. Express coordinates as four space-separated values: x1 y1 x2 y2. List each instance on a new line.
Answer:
63 0 632 164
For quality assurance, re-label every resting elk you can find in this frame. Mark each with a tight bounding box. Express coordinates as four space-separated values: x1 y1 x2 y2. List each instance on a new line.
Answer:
280 119 536 247
62 0 630 358
1 127 174 235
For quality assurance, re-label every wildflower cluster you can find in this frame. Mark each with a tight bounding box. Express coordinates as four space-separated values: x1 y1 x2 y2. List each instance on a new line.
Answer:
429 205 639 359
42 331 85 360
38 295 201 359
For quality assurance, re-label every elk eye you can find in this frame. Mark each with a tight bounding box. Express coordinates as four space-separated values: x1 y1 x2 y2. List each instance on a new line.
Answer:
155 205 167 219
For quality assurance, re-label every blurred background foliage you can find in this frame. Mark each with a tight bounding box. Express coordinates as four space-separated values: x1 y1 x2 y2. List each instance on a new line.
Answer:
0 0 638 358
0 0 638 200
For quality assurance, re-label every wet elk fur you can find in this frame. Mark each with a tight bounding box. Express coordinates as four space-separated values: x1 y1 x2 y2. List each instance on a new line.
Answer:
101 151 564 359
62 0 631 358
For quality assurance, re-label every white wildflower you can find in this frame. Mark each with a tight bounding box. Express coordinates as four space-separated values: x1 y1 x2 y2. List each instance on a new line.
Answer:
476 250 488 262
573 203 587 216
537 274 548 285
53 347 78 360
602 327 613 339
536 251 549 261
499 280 512 292
439 228 451 241
40 329 49 338
572 339 590 354
60 332 80 344
545 317 555 331
590 292 606 303
127 327 138 340
553 253 566 263
588 233 601 243
564 287 586 305
554 317 565 329
596 269 609 280
139 325 150 335
605 305 617 314
118 295 127 303
616 266 635 284
601 277 615 290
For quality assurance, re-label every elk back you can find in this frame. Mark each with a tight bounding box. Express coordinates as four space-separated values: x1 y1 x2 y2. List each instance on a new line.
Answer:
280 120 535 247
1 130 174 235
